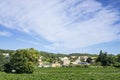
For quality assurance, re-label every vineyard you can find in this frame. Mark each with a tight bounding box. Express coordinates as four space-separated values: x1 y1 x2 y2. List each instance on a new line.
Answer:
0 67 120 80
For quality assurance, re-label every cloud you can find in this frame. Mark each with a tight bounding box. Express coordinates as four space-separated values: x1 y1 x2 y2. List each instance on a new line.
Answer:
0 30 12 37
16 38 40 45
0 0 120 52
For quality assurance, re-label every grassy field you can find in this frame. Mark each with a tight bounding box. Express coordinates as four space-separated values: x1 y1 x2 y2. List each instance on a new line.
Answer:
0 67 120 80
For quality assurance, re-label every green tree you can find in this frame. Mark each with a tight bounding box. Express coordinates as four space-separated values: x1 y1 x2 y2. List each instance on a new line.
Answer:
4 48 39 73
96 50 103 62
117 54 120 62
107 55 116 66
96 50 108 66
101 52 108 66
0 54 7 71
113 54 120 68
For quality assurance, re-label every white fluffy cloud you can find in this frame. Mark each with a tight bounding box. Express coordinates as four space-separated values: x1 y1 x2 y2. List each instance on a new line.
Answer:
0 0 119 51
0 30 12 37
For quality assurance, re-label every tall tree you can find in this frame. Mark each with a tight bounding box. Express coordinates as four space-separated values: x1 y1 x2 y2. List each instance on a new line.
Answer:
4 48 39 73
96 50 103 62
107 56 116 66
117 54 120 62
96 50 108 66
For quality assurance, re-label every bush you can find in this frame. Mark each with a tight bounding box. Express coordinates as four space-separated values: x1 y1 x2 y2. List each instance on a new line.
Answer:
113 62 120 68
4 48 39 73
91 62 102 66
0 54 8 71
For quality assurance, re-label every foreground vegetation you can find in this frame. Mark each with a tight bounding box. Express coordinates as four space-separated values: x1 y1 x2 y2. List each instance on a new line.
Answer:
0 48 120 80
0 67 120 80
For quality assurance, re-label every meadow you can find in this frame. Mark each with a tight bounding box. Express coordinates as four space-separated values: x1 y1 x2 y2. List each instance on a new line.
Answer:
0 67 120 80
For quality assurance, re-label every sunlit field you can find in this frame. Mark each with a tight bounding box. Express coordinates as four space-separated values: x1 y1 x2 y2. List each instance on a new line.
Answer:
0 67 120 80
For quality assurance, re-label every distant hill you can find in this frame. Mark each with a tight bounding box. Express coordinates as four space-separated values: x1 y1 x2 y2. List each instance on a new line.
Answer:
0 49 15 55
0 49 98 57
69 53 98 57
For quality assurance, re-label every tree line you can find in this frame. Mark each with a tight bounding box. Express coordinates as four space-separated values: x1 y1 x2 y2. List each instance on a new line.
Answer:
0 48 39 73
0 48 120 74
96 50 120 67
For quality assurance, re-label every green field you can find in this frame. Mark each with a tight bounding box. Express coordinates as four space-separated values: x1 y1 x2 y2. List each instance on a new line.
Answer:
0 67 120 80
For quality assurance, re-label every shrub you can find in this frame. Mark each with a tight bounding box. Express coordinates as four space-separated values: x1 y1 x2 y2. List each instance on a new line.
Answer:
4 48 39 73
113 62 120 68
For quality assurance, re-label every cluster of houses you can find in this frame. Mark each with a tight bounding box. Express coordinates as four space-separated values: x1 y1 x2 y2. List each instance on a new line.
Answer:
2 53 95 68
38 56 93 68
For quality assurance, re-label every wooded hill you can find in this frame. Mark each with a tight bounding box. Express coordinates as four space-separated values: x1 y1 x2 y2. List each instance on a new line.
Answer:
0 49 98 57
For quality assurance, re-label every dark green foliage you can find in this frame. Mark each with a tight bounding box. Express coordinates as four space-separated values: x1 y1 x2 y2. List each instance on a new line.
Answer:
96 50 120 67
0 49 15 55
86 57 92 63
0 54 7 71
96 50 108 66
4 62 12 73
113 62 120 68
91 62 102 66
117 54 120 62
70 53 98 57
107 55 116 66
96 50 103 62
40 51 67 58
13 61 34 73
4 48 39 73
113 54 120 68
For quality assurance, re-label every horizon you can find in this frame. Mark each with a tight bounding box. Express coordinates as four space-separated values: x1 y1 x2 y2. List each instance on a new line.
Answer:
0 48 119 55
0 0 120 54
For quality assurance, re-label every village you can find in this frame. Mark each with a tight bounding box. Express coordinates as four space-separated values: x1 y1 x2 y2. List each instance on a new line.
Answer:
38 55 96 68
1 52 96 68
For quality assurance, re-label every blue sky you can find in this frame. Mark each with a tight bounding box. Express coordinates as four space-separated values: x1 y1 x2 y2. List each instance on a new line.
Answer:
0 0 120 54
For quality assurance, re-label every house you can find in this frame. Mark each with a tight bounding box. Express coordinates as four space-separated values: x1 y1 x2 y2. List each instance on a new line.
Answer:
71 56 76 58
60 57 70 66
71 56 81 64
38 56 44 67
51 62 61 67
43 64 51 68
91 57 96 63
38 56 52 67
38 62 51 67
3 53 9 57
80 56 88 62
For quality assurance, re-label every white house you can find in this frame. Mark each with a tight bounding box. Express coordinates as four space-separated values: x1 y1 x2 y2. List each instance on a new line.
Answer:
71 56 81 64
60 57 70 66
81 56 88 62
3 53 9 57
51 62 61 67
38 56 44 67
